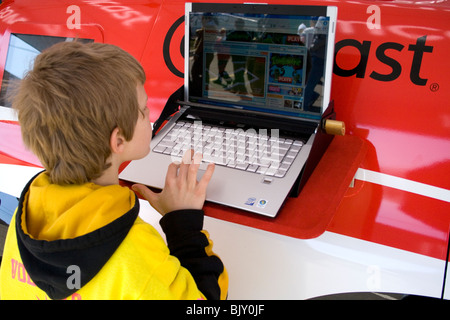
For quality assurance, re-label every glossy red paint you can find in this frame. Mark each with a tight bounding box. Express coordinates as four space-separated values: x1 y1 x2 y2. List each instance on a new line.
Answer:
0 0 449 260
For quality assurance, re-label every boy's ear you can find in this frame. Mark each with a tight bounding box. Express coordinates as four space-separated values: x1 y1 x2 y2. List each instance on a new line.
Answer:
110 127 126 154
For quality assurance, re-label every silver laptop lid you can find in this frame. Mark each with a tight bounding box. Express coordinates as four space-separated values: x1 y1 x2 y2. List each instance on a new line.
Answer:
184 2 337 123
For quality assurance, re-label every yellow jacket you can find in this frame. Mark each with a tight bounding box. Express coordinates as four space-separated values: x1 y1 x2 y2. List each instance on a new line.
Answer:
0 172 228 300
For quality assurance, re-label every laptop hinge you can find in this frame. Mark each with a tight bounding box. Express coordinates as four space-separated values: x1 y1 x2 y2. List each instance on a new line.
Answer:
152 85 184 137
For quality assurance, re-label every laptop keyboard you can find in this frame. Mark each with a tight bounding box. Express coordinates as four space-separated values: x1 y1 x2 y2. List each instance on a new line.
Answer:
152 121 304 178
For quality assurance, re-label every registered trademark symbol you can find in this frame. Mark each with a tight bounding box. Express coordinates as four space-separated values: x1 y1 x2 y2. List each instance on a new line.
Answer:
430 83 439 92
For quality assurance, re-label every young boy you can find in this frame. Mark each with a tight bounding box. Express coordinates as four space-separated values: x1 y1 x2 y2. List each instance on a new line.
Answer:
0 41 227 300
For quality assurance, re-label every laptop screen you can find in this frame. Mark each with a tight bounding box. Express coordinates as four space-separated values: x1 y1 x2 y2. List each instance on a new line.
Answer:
186 3 336 121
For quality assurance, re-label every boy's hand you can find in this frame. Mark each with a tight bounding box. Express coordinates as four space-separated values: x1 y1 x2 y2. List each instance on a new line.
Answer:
132 150 215 216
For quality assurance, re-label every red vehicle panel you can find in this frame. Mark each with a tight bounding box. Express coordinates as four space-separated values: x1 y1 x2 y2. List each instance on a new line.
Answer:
1 0 449 263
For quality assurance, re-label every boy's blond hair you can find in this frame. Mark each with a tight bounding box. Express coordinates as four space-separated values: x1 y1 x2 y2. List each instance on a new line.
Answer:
12 41 146 185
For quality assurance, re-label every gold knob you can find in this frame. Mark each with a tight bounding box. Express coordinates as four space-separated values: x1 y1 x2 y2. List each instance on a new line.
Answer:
324 119 345 136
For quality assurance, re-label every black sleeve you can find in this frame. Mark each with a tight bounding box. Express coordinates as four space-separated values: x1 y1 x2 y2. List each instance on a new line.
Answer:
159 209 225 300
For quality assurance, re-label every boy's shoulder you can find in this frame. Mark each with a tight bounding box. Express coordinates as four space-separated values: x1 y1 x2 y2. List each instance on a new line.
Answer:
118 216 169 259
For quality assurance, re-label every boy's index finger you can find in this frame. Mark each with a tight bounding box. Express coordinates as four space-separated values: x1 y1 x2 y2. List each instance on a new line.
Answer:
192 152 203 165
186 153 204 186
181 149 195 164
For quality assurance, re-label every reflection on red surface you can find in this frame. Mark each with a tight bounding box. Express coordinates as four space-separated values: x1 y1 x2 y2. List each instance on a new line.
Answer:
0 121 41 167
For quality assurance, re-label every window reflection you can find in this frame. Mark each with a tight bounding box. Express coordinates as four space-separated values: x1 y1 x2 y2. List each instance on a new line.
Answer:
0 34 92 108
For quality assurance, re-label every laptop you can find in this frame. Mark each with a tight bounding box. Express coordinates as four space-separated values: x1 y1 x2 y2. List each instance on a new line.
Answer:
120 2 337 217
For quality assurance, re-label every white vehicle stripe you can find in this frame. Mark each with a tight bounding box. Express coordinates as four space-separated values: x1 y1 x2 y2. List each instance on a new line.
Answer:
355 168 450 203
